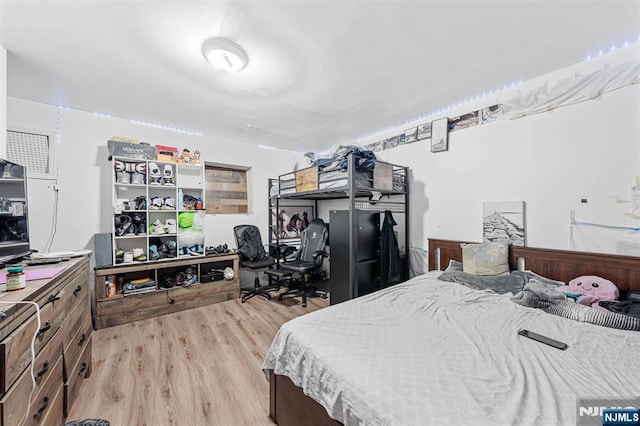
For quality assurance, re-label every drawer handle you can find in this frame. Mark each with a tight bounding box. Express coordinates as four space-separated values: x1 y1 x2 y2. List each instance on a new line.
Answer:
79 362 87 374
34 361 49 380
78 333 86 346
32 396 49 419
43 292 61 306
73 284 82 296
37 320 51 335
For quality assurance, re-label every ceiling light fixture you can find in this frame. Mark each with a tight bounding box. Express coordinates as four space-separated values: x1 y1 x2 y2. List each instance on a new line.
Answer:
201 37 249 73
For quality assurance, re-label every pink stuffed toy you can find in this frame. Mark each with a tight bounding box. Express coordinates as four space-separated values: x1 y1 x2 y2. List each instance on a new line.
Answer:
556 275 619 311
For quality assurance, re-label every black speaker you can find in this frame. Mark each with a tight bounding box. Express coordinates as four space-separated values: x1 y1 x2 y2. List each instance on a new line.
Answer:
94 233 113 266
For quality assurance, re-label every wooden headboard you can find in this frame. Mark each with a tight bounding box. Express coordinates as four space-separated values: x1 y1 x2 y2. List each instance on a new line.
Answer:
428 238 640 291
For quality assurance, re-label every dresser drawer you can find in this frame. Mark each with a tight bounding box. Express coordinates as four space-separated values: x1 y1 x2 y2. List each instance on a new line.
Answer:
61 263 90 315
64 335 92 415
34 386 64 426
11 355 64 426
0 329 63 426
0 296 66 393
60 292 90 354
63 316 92 382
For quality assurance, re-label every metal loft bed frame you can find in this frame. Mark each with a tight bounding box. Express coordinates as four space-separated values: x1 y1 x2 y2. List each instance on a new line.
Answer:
267 152 410 301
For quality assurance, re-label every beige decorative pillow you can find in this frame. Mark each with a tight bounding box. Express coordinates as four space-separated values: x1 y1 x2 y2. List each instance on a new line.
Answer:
461 242 509 276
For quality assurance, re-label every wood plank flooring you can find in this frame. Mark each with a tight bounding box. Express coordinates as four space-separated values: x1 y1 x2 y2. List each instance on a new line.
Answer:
67 294 329 426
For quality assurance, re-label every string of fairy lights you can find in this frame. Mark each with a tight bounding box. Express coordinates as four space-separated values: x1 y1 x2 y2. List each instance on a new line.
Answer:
54 34 640 150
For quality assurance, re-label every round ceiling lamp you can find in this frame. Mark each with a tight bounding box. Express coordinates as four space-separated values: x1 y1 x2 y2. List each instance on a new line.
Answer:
201 37 249 73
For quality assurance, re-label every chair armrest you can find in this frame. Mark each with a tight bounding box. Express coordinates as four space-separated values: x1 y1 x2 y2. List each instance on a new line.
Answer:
312 250 328 268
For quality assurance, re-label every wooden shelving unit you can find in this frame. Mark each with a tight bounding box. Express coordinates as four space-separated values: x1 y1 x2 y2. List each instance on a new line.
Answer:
93 253 240 329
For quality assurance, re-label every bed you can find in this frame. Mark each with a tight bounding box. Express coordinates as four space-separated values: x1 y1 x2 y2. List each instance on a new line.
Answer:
263 239 640 425
269 150 406 198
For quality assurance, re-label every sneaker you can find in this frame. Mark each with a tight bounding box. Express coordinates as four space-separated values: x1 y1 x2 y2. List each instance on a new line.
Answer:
131 172 145 185
149 244 160 261
151 219 166 235
148 162 162 185
162 197 175 210
133 247 146 261
165 219 177 234
149 196 163 210
116 171 131 184
162 164 175 186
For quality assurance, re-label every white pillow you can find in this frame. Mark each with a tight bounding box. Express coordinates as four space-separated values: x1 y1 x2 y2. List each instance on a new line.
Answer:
461 242 509 276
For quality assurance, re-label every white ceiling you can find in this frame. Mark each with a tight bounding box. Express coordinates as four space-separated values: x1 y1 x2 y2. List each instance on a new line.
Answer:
1 1 639 152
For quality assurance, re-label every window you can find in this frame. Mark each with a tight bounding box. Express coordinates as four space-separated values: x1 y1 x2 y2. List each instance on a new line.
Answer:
6 128 56 179
205 163 249 214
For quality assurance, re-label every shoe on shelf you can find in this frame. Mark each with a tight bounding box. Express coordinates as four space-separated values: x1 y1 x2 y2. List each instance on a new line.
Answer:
149 196 163 210
162 164 175 186
148 162 162 185
162 197 175 210
149 244 160 261
165 219 177 234
151 219 166 235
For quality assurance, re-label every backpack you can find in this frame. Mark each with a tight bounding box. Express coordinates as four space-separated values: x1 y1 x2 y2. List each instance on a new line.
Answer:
239 227 266 262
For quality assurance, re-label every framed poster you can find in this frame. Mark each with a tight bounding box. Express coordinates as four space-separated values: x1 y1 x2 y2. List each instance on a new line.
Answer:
417 122 432 140
271 205 315 242
430 117 449 153
482 201 526 246
404 127 418 144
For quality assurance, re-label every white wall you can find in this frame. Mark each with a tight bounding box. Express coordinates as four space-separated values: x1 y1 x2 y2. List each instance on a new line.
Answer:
374 50 640 252
7 46 640 259
6 98 300 255
0 44 6 157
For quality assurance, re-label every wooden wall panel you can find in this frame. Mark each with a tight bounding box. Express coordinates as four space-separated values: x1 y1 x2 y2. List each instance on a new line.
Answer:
205 166 248 214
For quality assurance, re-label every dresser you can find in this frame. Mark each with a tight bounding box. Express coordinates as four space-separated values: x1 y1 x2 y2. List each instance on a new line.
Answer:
0 256 92 426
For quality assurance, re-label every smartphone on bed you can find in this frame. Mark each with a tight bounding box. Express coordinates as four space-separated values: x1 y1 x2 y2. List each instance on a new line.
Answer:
518 329 568 350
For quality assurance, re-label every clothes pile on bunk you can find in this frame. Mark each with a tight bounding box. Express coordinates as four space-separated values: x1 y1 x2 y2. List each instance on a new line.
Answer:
294 145 377 173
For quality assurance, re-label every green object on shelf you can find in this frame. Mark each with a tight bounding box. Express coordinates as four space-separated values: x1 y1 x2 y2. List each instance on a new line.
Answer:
178 211 194 228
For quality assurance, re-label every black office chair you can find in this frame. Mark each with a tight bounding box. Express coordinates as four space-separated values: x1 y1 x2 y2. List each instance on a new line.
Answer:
277 219 329 307
233 224 276 302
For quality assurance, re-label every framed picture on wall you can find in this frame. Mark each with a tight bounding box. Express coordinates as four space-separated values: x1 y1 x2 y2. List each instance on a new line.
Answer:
417 122 432 140
404 127 418 144
271 205 315 242
482 201 526 246
430 117 449 153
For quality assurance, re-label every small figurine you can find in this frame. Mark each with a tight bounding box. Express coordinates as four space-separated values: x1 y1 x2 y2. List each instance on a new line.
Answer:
194 150 201 164
177 149 193 164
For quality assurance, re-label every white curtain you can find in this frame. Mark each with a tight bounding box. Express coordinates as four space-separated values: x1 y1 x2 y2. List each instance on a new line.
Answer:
486 60 640 121
570 221 640 256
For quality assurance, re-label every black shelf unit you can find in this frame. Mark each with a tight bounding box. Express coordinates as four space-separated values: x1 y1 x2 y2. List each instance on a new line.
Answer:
268 152 409 305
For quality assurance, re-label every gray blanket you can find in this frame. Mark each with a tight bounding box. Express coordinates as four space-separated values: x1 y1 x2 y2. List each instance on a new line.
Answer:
512 281 640 331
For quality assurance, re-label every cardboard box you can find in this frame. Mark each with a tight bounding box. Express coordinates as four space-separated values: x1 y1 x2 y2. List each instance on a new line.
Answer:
156 144 179 162
295 166 318 193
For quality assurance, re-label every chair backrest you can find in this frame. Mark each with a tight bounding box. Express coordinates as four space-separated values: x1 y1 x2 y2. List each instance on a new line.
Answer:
233 224 267 262
297 219 328 263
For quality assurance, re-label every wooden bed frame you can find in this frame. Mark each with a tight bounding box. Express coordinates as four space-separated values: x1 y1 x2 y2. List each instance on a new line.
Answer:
427 238 640 291
268 239 640 425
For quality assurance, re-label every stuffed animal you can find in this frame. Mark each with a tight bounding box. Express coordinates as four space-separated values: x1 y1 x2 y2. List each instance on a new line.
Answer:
556 275 619 311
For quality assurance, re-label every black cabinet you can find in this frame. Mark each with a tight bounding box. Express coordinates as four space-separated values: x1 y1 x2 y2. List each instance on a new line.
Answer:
329 210 380 305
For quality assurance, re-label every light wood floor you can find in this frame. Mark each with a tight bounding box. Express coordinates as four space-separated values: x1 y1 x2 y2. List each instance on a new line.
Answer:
67 294 329 426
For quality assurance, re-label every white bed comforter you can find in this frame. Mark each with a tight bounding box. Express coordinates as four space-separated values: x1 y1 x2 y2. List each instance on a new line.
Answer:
262 271 640 425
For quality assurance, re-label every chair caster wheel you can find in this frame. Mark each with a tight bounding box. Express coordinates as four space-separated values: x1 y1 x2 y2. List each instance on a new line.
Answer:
321 294 327 299
241 299 246 303
277 295 283 301
302 302 307 308
266 294 272 300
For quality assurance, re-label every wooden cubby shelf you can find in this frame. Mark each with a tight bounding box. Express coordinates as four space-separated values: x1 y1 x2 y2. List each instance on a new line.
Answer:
93 252 240 329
